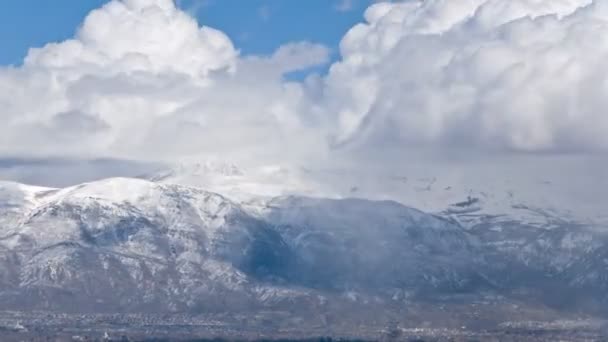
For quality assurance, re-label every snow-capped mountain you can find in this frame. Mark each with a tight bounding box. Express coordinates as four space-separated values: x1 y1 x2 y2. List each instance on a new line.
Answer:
0 177 488 314
0 178 291 311
1 173 608 320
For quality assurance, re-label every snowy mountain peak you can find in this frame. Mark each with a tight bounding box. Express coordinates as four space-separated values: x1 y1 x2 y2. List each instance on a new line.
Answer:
143 160 316 200
149 159 245 182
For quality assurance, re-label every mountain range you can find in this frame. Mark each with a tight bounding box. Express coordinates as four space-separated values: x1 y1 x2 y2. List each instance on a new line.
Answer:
1 161 608 332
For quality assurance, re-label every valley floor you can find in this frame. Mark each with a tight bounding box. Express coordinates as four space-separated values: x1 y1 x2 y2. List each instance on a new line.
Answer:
1 311 607 341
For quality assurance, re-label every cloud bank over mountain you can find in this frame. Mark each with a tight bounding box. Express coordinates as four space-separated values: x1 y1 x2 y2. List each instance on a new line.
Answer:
0 0 606 168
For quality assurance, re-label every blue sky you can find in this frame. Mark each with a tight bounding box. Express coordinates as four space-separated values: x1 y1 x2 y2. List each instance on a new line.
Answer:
0 0 373 66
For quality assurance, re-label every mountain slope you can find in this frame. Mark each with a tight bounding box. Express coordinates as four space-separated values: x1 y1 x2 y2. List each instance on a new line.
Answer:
1 175 608 327
0 177 489 314
255 196 485 293
0 178 298 312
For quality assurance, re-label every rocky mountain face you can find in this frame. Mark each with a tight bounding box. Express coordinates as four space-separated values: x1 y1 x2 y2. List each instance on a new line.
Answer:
0 175 607 323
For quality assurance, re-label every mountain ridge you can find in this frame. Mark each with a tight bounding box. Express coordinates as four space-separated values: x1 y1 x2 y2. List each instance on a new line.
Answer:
1 176 608 330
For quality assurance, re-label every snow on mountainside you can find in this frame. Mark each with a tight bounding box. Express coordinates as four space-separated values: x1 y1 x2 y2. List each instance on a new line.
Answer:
138 161 608 313
0 177 490 314
1 175 608 318
0 178 295 311
256 196 485 292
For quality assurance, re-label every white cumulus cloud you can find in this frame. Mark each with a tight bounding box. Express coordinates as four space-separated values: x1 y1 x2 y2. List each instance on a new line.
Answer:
26 0 237 76
324 0 608 153
0 0 327 165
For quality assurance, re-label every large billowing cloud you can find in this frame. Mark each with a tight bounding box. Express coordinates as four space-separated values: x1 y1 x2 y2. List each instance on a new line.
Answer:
325 0 608 152
1 0 608 170
25 0 237 76
0 0 328 165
